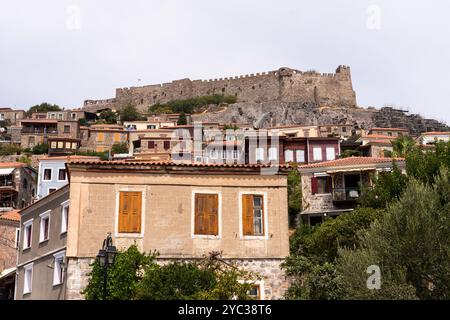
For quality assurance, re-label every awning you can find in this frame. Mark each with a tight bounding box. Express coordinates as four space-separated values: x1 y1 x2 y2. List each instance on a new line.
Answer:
0 168 14 176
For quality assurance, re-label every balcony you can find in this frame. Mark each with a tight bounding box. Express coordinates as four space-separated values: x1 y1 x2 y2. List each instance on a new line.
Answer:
21 128 58 135
332 187 361 203
0 178 14 190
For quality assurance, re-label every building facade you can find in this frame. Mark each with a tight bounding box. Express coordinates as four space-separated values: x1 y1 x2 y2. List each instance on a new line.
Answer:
0 163 37 211
15 185 69 300
65 161 290 300
298 157 405 225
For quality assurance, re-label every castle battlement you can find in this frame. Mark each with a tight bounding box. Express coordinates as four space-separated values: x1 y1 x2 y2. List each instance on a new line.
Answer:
83 65 357 112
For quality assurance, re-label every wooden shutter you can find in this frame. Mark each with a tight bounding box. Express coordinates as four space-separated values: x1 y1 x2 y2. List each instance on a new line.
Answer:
163 141 170 150
118 191 141 233
194 194 218 235
148 141 155 149
311 177 318 195
242 195 254 236
326 176 333 193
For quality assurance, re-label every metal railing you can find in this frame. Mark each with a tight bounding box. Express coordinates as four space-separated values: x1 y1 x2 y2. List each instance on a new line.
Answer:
21 128 58 135
332 187 361 202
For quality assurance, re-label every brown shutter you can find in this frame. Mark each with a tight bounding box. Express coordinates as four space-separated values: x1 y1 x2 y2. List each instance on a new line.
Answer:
311 177 318 195
326 176 333 193
118 191 141 233
242 194 254 235
194 194 218 235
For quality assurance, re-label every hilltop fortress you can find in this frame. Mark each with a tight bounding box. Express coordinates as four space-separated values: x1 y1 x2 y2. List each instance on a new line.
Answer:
82 65 448 134
83 65 357 112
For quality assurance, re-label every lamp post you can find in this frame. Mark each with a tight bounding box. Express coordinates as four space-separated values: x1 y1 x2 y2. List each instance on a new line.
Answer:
96 233 117 300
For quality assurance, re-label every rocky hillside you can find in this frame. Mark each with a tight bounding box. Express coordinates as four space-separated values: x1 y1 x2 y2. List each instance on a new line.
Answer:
192 102 449 135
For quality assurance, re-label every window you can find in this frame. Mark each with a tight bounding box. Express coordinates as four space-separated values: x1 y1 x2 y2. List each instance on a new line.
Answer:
15 228 20 249
49 188 57 194
23 264 33 294
284 150 293 162
163 141 170 150
194 193 219 236
64 125 70 133
147 141 155 149
388 132 392 136
114 133 120 142
232 150 239 159
248 285 261 300
39 211 50 243
97 132 104 142
71 113 76 120
313 147 322 161
53 251 65 286
326 147 336 161
342 126 347 133
255 148 264 161
118 191 142 233
147 125 156 129
296 149 305 163
58 114 63 120
210 149 218 159
50 141 57 148
242 194 264 236
311 176 332 194
23 179 28 189
43 169 52 181
23 219 33 249
96 146 104 152
58 169 67 181
71 142 77 149
61 203 69 234
221 150 227 159
58 141 64 149
268 147 278 161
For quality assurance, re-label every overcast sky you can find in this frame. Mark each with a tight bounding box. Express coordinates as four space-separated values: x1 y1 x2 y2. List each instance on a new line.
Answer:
1 0 449 123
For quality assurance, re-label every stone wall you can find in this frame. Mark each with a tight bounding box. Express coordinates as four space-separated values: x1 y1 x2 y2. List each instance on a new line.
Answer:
0 220 19 271
65 257 290 300
0 154 46 170
82 66 357 112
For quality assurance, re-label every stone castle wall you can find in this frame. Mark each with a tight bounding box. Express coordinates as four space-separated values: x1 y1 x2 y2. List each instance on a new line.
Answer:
82 65 357 112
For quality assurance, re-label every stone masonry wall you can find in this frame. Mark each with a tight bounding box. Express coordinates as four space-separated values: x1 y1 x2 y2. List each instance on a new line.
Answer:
82 66 357 112
65 257 290 300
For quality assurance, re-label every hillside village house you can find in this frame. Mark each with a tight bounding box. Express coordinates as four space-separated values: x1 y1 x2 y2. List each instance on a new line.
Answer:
36 156 100 199
15 185 69 300
318 124 356 139
0 210 20 300
19 119 80 149
268 125 320 138
417 131 450 145
80 124 128 153
123 120 177 131
367 127 409 137
0 163 37 211
0 108 25 126
64 160 290 300
298 157 405 225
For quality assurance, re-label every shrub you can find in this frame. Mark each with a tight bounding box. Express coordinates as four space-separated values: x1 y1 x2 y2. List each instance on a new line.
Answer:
111 142 128 155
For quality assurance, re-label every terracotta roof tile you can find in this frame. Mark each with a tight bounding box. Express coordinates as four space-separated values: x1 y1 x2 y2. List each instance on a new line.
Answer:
68 159 290 169
39 155 100 161
298 157 404 169
421 131 450 136
0 162 26 168
369 127 408 131
0 210 20 222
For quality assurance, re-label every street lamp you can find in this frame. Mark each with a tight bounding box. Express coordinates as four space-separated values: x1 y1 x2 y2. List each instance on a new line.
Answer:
96 233 117 300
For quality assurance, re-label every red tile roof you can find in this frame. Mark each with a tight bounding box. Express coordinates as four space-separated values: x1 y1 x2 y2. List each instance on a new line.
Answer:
0 210 20 222
68 159 290 169
298 157 404 169
39 155 100 161
361 134 396 140
421 131 450 136
0 162 26 168
370 127 408 131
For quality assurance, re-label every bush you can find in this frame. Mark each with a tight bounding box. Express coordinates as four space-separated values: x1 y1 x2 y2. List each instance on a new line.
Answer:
83 245 158 300
75 150 109 161
119 104 145 122
25 102 61 117
98 110 118 124
148 94 237 114
287 165 302 227
111 142 128 155
0 144 22 155
30 143 48 155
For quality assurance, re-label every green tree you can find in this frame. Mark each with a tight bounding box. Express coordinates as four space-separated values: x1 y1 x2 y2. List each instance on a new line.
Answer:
17 154 32 166
337 169 450 299
358 163 408 209
0 144 22 156
26 102 61 117
287 164 302 227
111 142 128 155
30 143 48 155
119 104 144 122
391 135 416 157
98 110 118 124
177 111 187 125
339 149 361 158
83 245 158 300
